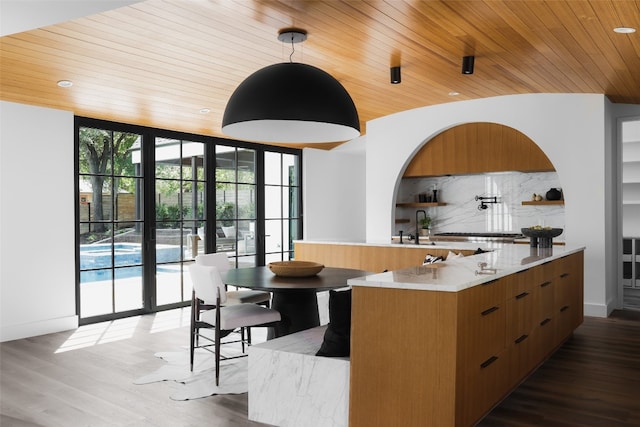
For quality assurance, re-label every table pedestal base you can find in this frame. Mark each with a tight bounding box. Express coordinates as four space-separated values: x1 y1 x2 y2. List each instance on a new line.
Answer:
269 290 320 339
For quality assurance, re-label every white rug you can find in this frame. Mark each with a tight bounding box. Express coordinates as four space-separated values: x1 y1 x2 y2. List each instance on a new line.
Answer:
134 347 249 400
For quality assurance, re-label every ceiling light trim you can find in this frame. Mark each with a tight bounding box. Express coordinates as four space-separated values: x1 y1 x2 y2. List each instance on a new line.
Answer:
613 27 636 34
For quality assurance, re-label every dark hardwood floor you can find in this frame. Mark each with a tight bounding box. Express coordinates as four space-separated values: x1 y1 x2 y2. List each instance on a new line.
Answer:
1 309 639 427
479 309 640 427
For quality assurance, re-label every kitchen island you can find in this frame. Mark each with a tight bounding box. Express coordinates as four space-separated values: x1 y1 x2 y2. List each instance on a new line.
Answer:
343 243 584 427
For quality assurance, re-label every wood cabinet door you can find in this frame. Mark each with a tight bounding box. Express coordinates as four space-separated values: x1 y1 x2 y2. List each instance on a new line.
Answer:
554 253 585 340
458 278 507 367
460 348 510 427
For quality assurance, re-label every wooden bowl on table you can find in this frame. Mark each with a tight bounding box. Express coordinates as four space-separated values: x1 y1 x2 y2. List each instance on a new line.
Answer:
268 261 325 277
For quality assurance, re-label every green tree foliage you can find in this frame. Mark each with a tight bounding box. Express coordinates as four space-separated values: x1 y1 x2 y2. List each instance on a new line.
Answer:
79 127 138 232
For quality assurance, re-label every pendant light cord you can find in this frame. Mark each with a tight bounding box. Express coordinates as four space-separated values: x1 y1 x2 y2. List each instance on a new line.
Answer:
289 37 295 62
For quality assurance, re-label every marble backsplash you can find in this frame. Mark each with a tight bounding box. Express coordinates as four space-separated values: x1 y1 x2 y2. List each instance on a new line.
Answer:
395 172 565 240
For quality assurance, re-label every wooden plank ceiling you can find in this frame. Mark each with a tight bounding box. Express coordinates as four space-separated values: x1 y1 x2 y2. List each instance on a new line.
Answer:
1 0 639 149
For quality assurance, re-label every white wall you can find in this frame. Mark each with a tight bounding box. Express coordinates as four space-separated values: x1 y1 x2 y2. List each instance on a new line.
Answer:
0 101 77 341
302 137 366 242
364 94 613 316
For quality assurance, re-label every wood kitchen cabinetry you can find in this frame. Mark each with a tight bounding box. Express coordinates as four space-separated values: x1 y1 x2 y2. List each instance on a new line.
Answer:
349 251 584 427
403 122 554 177
294 241 476 273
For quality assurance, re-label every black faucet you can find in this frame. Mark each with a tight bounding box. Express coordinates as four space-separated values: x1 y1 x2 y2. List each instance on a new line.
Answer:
415 209 427 245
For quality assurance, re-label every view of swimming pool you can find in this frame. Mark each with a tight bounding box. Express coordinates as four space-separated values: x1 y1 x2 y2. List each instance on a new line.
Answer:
80 243 182 282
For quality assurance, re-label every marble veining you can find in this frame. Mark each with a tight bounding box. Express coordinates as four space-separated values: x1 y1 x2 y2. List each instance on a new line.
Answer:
396 171 565 239
248 326 350 427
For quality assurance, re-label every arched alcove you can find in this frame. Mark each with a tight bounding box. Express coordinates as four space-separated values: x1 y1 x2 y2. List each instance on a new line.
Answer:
393 122 564 238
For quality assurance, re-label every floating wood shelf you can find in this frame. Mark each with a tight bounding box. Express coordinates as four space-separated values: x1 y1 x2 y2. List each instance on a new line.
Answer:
521 200 564 205
396 202 448 208
395 219 410 224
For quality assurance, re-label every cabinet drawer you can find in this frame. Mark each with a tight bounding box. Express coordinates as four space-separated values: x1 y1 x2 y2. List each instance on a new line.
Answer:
507 330 538 390
532 314 556 361
554 274 574 313
461 349 509 427
506 291 535 344
507 265 541 298
459 277 506 314
533 277 555 321
461 302 506 366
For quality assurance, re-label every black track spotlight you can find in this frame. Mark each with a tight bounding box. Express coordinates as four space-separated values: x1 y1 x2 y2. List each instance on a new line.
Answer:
462 55 475 74
390 66 401 84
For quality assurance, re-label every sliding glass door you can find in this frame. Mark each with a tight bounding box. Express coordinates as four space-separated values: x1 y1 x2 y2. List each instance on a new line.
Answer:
76 119 301 324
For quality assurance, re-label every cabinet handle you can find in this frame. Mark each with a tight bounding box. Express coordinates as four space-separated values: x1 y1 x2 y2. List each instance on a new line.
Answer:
540 281 552 288
481 279 498 286
481 306 499 316
540 318 552 326
515 334 529 344
560 305 570 312
480 356 499 369
515 291 530 300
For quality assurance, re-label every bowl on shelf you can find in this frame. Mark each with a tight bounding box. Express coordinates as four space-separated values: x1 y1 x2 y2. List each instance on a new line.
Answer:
521 227 563 248
268 261 324 277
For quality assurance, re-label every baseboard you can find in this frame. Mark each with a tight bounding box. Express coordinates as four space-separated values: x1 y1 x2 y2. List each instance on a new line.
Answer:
583 302 609 318
0 315 78 343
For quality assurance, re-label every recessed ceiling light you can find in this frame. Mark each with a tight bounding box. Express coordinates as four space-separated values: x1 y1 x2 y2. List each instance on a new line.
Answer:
613 27 636 34
199 108 211 114
448 91 460 96
57 80 73 87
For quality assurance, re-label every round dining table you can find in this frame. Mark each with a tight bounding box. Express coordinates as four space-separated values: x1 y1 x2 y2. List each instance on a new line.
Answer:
223 266 369 338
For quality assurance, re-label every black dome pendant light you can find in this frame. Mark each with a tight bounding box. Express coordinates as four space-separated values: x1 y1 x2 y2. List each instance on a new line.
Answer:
222 28 360 143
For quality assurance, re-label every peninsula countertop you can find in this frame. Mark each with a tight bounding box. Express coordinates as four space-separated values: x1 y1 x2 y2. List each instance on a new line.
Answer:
343 242 585 293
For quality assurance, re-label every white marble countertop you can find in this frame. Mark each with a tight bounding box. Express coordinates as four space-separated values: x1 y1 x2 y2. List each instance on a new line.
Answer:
295 239 504 251
344 243 585 292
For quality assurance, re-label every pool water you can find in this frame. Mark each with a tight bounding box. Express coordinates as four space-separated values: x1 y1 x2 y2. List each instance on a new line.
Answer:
80 243 182 282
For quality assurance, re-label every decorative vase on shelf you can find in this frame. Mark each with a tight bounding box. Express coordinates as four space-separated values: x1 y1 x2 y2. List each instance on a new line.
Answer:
432 189 438 203
545 188 562 201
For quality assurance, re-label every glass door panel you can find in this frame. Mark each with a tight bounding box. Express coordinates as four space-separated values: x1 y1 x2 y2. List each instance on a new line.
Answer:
154 137 204 307
78 127 143 321
216 146 257 267
264 151 301 262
